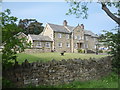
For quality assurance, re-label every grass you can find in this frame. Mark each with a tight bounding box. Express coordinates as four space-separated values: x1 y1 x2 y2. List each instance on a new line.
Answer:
27 72 118 88
17 52 108 63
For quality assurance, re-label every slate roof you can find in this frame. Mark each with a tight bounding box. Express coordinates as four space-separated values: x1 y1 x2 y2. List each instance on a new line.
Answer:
48 23 98 37
48 23 71 33
29 34 53 42
84 30 98 37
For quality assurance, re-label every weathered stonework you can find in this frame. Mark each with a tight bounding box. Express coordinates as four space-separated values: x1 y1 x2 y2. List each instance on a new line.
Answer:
54 32 71 52
3 56 112 88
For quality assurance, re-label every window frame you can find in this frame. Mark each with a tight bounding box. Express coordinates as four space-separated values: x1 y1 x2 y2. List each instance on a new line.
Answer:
58 33 62 38
36 42 42 48
58 42 62 47
46 42 51 48
66 34 70 39
66 42 70 48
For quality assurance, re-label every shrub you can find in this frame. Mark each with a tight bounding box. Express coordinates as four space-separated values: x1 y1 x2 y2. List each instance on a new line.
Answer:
78 49 85 53
98 50 103 53
2 77 15 88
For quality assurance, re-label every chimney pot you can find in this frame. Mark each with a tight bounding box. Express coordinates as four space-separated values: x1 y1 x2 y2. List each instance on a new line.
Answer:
81 24 84 29
63 20 67 26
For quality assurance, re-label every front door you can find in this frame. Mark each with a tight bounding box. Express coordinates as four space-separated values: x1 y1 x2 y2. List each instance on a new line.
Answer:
77 43 83 49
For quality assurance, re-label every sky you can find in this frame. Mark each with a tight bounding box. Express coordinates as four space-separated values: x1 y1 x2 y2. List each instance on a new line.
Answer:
2 1 118 34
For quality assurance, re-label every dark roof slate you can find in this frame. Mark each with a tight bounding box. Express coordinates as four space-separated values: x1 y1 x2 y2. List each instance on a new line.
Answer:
48 23 98 37
29 34 53 42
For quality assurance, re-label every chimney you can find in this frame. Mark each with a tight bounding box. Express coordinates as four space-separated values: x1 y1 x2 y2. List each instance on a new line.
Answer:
63 20 67 26
81 24 84 29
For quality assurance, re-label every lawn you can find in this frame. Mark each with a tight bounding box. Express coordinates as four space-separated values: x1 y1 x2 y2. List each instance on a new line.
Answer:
17 52 108 63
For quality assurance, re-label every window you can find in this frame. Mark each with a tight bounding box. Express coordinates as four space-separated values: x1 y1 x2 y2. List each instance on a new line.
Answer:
36 42 41 48
66 34 69 39
58 43 62 47
58 33 62 38
66 43 70 47
46 42 50 48
74 43 77 48
81 36 84 40
85 44 88 48
85 36 88 41
94 45 96 49
77 36 81 40
74 36 77 39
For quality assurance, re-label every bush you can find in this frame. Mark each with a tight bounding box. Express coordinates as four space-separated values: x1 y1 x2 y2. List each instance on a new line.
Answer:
2 77 15 88
87 50 95 53
78 49 85 53
98 50 103 53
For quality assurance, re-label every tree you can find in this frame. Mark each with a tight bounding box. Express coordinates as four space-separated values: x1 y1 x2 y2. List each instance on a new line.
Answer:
66 1 120 25
1 9 29 69
98 29 120 73
18 19 44 35
66 1 120 73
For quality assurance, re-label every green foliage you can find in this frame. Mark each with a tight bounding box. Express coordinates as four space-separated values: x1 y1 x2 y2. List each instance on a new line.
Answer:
77 49 85 53
100 29 120 73
66 1 88 19
66 1 120 20
18 19 44 35
1 9 29 69
2 77 15 88
98 50 103 53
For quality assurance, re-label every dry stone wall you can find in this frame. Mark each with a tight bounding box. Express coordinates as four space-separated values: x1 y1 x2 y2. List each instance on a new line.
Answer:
3 56 112 88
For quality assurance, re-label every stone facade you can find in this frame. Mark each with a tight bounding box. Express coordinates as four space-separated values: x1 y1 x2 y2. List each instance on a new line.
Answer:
41 20 98 53
3 56 112 88
54 32 71 52
26 20 98 53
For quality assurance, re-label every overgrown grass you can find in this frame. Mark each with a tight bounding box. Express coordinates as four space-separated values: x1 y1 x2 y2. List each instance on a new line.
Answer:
17 52 108 63
27 72 118 88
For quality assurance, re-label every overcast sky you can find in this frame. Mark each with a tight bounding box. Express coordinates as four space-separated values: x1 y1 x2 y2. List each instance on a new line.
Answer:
2 1 118 34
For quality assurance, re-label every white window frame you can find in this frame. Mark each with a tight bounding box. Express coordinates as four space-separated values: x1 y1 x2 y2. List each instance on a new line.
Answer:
36 42 42 48
66 34 69 39
85 44 88 48
58 33 62 38
77 36 81 40
46 42 50 48
74 36 77 39
58 42 62 47
85 36 88 41
66 43 70 48
74 43 77 48
81 36 84 40
94 45 96 49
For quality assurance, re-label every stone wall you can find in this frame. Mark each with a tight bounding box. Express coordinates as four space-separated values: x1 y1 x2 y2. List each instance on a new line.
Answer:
3 56 112 88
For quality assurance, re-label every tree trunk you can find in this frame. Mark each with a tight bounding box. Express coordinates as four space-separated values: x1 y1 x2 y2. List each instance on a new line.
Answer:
101 2 120 25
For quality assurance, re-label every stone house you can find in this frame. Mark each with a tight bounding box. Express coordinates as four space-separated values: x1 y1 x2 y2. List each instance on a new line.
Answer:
27 20 98 53
27 34 53 52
